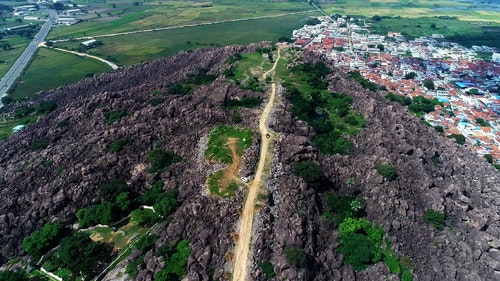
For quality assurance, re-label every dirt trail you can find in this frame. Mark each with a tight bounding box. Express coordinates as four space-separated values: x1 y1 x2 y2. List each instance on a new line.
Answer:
231 47 282 281
42 45 120 70
220 138 242 188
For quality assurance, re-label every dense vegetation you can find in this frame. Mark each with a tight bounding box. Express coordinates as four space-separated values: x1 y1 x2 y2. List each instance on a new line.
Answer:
22 223 67 260
147 149 182 173
51 232 114 278
385 92 443 116
167 67 217 96
153 240 192 281
284 62 365 155
292 161 324 190
322 192 413 278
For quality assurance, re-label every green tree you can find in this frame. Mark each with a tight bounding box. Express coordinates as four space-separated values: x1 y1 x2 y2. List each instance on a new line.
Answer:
99 179 129 202
130 208 157 226
448 133 466 145
147 149 182 173
115 192 133 212
23 223 66 259
0 271 28 281
284 246 305 267
154 190 179 217
292 161 323 189
484 154 494 163
54 232 113 278
423 80 435 90
259 261 276 278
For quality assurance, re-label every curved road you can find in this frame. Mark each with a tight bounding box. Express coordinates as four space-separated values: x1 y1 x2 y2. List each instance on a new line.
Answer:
48 47 119 70
0 4 58 104
231 47 282 281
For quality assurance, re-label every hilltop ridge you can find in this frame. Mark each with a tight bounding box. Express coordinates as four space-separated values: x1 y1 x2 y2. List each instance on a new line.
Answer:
0 44 499 281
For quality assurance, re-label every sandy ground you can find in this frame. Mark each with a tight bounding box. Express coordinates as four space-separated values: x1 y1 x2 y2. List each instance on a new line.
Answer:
231 47 282 281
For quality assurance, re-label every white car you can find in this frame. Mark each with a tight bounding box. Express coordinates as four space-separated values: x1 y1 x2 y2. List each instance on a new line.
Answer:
241 177 249 183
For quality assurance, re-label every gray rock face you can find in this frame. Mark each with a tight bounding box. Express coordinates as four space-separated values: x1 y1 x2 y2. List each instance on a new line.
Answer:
1 46 499 281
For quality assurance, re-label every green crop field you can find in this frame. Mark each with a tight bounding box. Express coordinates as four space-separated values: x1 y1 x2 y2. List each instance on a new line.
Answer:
48 0 314 40
0 36 31 77
9 48 112 99
321 0 500 23
55 14 308 67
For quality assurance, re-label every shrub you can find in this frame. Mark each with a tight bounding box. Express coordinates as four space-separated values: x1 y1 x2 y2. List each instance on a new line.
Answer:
434 125 444 133
126 254 145 278
154 240 191 280
337 232 382 271
324 194 361 224
383 255 401 274
99 179 129 202
105 110 128 123
0 271 28 281
30 140 49 151
284 246 305 267
424 209 445 230
375 163 397 181
109 138 127 152
147 149 181 173
447 133 466 145
259 261 276 278
484 154 494 163
292 161 323 189
35 101 57 114
401 270 414 281
57 118 70 127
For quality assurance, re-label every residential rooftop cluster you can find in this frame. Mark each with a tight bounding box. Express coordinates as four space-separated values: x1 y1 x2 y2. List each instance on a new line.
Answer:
292 16 500 163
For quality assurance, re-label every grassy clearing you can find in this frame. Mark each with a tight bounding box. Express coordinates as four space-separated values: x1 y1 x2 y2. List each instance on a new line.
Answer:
233 52 273 82
205 125 252 163
9 48 111 99
87 223 149 250
0 115 38 141
207 170 239 198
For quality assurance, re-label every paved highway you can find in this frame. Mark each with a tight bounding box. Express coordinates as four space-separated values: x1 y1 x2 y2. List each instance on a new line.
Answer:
0 4 57 105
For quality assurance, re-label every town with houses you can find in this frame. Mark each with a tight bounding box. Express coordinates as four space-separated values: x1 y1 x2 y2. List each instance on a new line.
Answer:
292 16 500 165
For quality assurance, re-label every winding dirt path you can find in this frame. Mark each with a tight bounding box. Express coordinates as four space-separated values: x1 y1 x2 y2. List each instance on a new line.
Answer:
231 47 282 281
42 45 120 70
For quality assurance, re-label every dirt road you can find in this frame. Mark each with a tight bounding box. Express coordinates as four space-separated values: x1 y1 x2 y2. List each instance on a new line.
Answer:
231 47 282 281
44 46 120 70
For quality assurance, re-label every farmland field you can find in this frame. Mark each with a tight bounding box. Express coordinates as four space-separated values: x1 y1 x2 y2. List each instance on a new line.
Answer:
6 0 500 100
9 48 111 99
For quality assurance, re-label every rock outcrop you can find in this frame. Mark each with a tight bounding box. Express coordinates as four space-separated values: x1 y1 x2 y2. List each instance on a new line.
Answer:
0 46 499 281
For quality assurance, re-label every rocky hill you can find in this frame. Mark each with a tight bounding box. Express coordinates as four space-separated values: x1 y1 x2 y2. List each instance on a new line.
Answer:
0 45 499 281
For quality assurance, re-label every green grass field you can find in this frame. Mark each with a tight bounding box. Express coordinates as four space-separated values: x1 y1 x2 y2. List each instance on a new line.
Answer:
9 48 112 99
53 13 310 66
48 0 313 40
205 125 252 163
0 36 32 77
